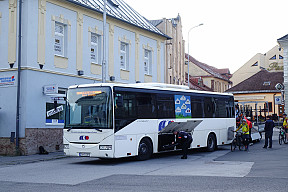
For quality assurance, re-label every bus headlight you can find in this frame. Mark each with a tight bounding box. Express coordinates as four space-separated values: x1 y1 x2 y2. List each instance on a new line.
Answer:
99 145 112 150
64 144 69 149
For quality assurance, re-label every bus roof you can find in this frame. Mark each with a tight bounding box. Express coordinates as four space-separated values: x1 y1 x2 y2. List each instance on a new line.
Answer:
68 83 233 97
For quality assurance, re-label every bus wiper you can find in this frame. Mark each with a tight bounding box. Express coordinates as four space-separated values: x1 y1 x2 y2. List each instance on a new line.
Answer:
94 128 103 132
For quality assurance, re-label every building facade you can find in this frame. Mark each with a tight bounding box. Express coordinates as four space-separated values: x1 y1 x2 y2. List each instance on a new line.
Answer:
150 14 185 85
226 70 284 119
231 45 284 86
185 54 232 92
0 0 168 155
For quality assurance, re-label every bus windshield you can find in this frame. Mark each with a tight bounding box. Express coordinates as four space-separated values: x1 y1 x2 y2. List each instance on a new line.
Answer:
65 87 112 129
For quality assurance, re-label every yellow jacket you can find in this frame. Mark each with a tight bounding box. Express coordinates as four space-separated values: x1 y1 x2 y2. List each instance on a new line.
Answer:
236 123 250 135
283 117 288 128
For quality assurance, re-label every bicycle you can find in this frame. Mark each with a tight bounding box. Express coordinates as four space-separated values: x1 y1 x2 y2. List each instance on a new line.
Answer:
231 131 245 151
279 127 287 145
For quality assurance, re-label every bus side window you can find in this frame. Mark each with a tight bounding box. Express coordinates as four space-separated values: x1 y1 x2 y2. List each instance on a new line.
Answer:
156 94 175 118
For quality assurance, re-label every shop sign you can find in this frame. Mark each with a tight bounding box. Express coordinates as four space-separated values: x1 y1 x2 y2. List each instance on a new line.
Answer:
0 76 16 86
43 85 58 94
46 105 63 117
275 96 281 105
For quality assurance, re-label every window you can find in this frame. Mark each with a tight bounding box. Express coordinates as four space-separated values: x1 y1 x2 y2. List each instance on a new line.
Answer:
191 98 203 118
264 102 272 112
46 88 66 125
279 55 283 59
144 49 152 75
269 55 276 60
252 62 258 67
91 33 101 64
54 22 65 56
263 81 271 86
157 94 175 118
120 42 129 70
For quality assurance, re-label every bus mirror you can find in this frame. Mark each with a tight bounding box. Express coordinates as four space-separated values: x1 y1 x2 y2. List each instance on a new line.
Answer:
116 96 123 107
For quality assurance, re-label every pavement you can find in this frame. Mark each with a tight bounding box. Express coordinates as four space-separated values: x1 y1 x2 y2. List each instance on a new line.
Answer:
0 151 67 166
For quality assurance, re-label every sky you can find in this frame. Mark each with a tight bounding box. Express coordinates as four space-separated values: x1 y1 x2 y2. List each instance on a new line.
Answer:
124 0 288 73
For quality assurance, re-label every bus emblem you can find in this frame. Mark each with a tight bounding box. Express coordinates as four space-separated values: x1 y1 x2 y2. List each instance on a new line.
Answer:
79 136 89 140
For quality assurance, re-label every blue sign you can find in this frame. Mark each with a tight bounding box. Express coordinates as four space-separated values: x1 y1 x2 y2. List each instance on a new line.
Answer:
174 95 191 118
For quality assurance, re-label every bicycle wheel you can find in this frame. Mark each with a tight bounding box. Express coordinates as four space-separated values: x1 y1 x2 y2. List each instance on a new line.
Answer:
231 139 236 152
284 134 287 144
238 138 245 151
279 134 283 145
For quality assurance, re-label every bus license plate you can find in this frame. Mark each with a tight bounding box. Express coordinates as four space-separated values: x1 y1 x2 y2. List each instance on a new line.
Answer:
79 152 90 157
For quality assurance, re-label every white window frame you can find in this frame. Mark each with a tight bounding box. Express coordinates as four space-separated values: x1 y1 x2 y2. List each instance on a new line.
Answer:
91 32 101 64
54 22 65 57
144 49 152 75
120 42 129 70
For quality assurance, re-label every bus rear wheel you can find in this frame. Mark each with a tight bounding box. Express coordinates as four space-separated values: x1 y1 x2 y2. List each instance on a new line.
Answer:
137 138 152 161
207 134 216 152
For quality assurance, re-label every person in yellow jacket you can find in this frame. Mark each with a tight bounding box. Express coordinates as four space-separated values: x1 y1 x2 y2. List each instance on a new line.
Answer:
283 114 288 141
236 119 250 150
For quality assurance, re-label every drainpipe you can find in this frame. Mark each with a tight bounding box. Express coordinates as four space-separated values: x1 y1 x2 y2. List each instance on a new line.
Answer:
16 0 23 154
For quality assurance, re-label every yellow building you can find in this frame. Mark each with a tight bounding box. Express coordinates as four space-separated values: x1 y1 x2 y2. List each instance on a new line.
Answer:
150 14 186 85
226 70 284 119
231 45 284 86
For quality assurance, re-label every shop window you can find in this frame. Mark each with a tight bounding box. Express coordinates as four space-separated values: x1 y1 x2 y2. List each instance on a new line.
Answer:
46 88 66 125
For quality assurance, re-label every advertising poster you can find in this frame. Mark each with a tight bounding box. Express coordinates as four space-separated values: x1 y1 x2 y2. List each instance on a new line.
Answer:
174 95 191 118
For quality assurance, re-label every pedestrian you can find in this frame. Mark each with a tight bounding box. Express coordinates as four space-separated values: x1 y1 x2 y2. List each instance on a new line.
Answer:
172 130 193 159
235 119 250 151
263 116 275 149
282 114 288 141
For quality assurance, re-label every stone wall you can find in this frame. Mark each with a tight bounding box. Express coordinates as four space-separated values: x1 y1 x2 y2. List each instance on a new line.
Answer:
25 128 63 155
0 138 26 156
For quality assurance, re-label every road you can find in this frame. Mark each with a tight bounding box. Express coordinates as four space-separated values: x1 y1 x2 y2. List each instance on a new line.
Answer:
0 136 287 192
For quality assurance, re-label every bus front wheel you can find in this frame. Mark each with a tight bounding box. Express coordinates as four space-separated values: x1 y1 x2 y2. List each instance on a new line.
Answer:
207 134 216 152
137 138 152 161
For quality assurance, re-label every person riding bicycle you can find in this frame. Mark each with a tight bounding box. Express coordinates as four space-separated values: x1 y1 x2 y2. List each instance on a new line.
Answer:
235 119 250 150
282 113 288 142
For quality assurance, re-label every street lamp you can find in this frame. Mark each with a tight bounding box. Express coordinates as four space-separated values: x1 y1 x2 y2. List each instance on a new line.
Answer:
187 23 203 87
102 0 107 83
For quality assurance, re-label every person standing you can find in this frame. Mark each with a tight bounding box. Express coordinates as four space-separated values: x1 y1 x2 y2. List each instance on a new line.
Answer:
172 130 193 159
263 116 275 149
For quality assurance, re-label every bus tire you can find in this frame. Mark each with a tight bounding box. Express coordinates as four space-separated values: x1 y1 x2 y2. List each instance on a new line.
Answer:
207 133 216 152
136 138 152 161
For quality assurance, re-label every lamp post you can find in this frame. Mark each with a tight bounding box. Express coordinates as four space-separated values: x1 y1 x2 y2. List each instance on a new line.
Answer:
187 23 203 87
102 0 107 83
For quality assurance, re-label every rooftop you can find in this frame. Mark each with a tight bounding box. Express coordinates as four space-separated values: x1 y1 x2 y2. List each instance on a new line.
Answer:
226 70 283 93
66 0 168 38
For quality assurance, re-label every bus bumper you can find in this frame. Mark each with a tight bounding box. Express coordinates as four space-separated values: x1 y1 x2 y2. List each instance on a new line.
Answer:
64 143 114 158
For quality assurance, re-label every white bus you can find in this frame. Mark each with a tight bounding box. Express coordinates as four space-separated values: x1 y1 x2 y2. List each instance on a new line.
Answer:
63 83 235 160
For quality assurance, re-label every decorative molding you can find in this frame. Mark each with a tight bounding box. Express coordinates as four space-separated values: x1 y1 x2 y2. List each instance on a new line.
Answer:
91 63 102 75
38 0 47 65
54 55 68 69
135 33 140 81
8 0 17 65
118 35 131 45
142 43 153 51
76 12 83 70
120 69 129 80
0 12 2 36
108 24 114 77
51 14 71 41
